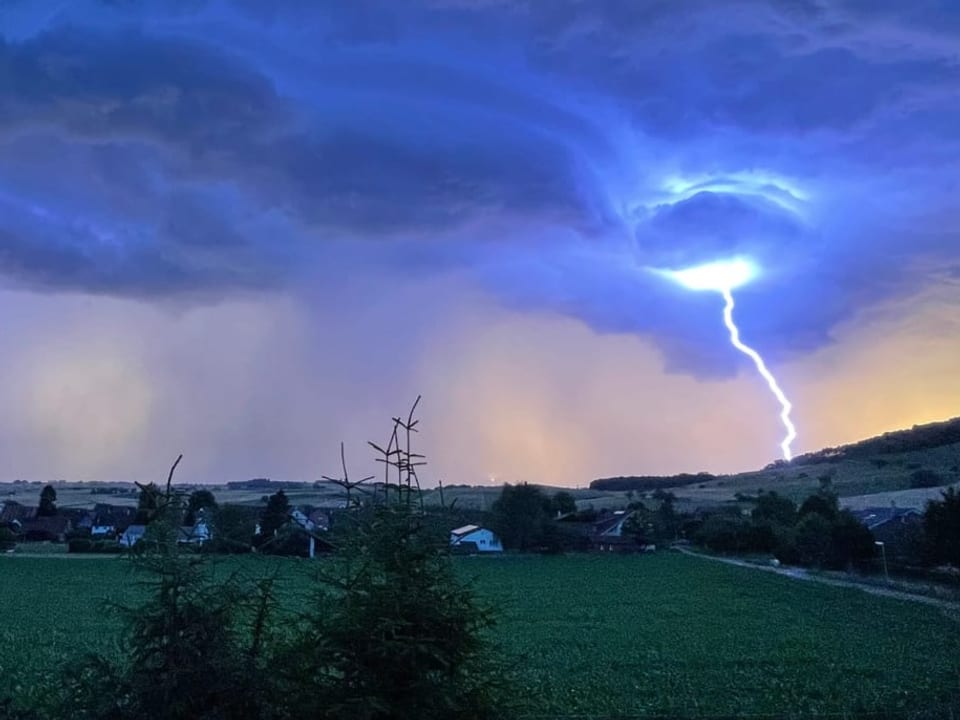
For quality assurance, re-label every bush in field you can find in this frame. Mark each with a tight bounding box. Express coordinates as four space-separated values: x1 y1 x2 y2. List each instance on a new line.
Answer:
67 538 92 553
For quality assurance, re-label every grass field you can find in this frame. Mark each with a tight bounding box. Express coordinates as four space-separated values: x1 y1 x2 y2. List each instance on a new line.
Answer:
1 553 958 718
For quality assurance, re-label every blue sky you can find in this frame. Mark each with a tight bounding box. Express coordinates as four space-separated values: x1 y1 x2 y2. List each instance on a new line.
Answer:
1 0 958 484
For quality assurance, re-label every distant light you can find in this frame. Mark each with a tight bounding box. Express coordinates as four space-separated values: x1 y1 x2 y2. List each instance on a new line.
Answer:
662 258 757 293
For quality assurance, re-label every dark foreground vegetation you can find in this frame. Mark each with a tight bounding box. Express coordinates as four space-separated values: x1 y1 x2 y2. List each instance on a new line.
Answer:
1 403 504 720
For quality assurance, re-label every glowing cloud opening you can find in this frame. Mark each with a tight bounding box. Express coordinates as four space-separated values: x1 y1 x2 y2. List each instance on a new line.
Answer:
664 258 757 292
659 258 797 461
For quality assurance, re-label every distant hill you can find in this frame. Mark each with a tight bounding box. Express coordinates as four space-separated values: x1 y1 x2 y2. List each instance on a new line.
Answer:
786 417 960 465
594 416 960 505
590 473 715 492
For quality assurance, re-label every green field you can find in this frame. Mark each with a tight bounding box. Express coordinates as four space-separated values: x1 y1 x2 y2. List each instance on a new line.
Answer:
1 553 958 718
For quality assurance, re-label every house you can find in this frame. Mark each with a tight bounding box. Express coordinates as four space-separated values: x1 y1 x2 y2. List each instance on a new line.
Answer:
178 519 212 546
449 525 503 553
119 524 147 548
290 508 315 532
68 509 95 532
849 507 922 557
592 510 642 552
849 506 922 532
91 504 136 537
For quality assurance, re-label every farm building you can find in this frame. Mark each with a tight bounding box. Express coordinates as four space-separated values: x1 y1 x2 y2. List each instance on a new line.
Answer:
449 525 503 553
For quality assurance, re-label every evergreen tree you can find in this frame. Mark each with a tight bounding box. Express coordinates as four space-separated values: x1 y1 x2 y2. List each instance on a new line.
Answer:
37 485 57 517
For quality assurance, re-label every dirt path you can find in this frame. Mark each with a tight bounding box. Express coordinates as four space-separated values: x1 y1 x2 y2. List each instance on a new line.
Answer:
674 547 960 612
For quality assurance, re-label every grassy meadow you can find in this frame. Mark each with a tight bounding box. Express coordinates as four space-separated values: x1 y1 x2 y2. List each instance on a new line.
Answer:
1 552 958 718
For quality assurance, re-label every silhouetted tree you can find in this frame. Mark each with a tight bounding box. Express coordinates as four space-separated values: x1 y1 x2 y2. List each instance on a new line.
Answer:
62 456 281 720
794 513 833 567
184 489 218 526
135 482 161 524
799 478 838 521
652 491 680 541
491 483 551 551
258 490 290 542
828 510 876 570
752 491 797 527
924 487 960 567
37 485 57 517
211 505 258 554
552 491 577 516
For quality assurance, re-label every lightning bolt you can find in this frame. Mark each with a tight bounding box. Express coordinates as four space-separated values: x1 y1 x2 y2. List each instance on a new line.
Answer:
721 288 797 461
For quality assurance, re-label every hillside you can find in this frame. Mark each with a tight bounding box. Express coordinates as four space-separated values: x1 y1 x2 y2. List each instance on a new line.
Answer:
595 416 960 507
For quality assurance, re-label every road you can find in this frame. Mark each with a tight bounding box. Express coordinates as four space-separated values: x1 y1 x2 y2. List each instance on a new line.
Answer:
674 546 960 613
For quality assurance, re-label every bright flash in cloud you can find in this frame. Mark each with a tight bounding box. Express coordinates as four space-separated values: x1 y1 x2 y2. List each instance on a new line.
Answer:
665 258 757 292
659 258 797 461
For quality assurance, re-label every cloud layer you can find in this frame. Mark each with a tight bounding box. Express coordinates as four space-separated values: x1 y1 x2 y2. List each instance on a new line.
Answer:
2 1 959 374
0 1 959 481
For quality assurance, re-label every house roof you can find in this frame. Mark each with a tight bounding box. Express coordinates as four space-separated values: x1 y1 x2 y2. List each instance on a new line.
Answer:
849 507 921 530
592 511 635 537
92 504 136 527
450 524 482 537
21 516 71 535
1 501 36 525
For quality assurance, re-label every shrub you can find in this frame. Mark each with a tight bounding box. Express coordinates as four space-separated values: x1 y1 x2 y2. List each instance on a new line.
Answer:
67 538 92 553
828 511 876 570
794 513 834 568
752 492 797 527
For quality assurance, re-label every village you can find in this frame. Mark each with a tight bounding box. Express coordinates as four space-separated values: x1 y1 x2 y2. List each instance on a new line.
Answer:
0 478 930 567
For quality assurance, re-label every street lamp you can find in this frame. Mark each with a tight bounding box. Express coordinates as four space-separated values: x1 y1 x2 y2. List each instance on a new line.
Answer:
875 541 889 583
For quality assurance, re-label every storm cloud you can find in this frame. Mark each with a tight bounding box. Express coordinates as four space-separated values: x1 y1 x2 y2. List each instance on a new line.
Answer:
1 0 959 377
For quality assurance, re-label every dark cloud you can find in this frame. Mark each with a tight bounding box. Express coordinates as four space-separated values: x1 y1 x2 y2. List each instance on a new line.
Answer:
0 0 958 375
